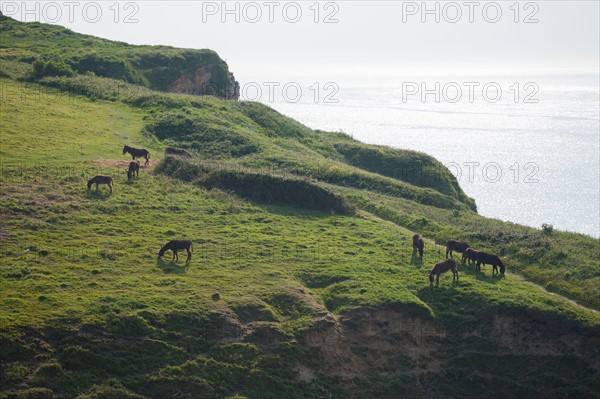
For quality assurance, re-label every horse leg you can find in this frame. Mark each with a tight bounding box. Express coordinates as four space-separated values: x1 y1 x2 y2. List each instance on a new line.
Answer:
145 156 149 166
109 183 113 194
186 248 191 262
171 250 176 262
445 248 450 259
95 183 99 190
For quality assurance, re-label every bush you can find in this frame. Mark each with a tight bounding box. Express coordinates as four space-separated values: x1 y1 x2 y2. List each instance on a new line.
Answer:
542 223 554 235
32 59 76 78
156 157 354 214
144 109 261 157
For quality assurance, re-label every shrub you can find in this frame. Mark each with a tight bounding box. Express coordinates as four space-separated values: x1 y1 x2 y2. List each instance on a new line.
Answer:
32 59 75 78
542 223 554 235
156 157 354 214
144 109 261 157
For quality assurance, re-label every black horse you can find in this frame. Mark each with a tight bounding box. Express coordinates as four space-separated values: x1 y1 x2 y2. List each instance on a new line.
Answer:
462 247 478 265
158 240 193 263
127 160 140 180
446 240 470 259
412 234 424 258
429 258 458 285
474 251 505 274
123 145 150 166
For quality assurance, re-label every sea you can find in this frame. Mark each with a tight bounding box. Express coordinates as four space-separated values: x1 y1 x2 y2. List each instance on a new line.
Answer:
239 73 600 238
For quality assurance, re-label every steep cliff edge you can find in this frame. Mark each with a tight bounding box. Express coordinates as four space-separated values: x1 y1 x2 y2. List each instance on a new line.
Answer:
0 14 239 99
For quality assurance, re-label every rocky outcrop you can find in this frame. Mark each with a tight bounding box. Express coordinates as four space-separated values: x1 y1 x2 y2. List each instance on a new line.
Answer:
165 64 239 100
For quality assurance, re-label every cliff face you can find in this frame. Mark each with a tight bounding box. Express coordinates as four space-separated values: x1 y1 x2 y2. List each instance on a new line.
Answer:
160 61 239 100
299 306 600 397
0 15 240 100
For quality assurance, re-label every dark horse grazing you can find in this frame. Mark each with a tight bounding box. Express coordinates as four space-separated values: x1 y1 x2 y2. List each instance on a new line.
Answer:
446 240 470 259
462 247 478 265
412 234 424 258
429 259 458 285
87 176 113 194
127 161 140 180
123 145 150 166
158 240 193 263
165 147 192 158
474 251 505 274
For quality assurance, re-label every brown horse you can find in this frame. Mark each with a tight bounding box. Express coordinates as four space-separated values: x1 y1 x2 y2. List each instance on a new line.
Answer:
123 145 150 166
127 160 140 180
159 240 193 263
87 176 113 194
446 240 470 259
474 251 505 274
412 234 424 258
462 247 478 265
429 259 458 285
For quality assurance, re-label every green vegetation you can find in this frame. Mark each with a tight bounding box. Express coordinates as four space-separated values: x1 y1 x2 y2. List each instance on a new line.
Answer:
1 16 599 399
0 14 238 99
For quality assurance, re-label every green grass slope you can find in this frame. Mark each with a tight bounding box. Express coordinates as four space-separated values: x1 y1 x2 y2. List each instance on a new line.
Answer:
0 14 238 99
1 77 599 399
1 18 599 399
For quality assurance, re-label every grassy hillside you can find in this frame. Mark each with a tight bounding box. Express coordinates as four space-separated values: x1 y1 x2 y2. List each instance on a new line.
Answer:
1 76 599 399
1 18 599 399
0 13 239 99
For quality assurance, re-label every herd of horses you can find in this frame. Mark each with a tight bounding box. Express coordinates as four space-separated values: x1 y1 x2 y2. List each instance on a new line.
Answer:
86 145 504 281
86 145 193 262
86 146 148 194
413 235 506 285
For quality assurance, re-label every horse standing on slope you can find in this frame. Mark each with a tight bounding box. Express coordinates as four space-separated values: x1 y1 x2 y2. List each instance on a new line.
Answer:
412 234 424 259
429 259 459 285
446 240 470 259
462 247 478 265
158 240 193 263
87 176 113 194
474 251 505 275
127 160 140 180
123 145 150 166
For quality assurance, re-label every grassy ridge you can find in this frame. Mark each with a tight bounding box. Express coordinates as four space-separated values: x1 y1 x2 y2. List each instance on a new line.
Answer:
32 75 475 211
0 14 238 98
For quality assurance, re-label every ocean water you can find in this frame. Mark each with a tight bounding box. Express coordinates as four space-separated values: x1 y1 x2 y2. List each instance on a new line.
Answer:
242 74 600 238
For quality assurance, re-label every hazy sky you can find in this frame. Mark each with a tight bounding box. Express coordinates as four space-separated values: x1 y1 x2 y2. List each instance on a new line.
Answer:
3 1 599 81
